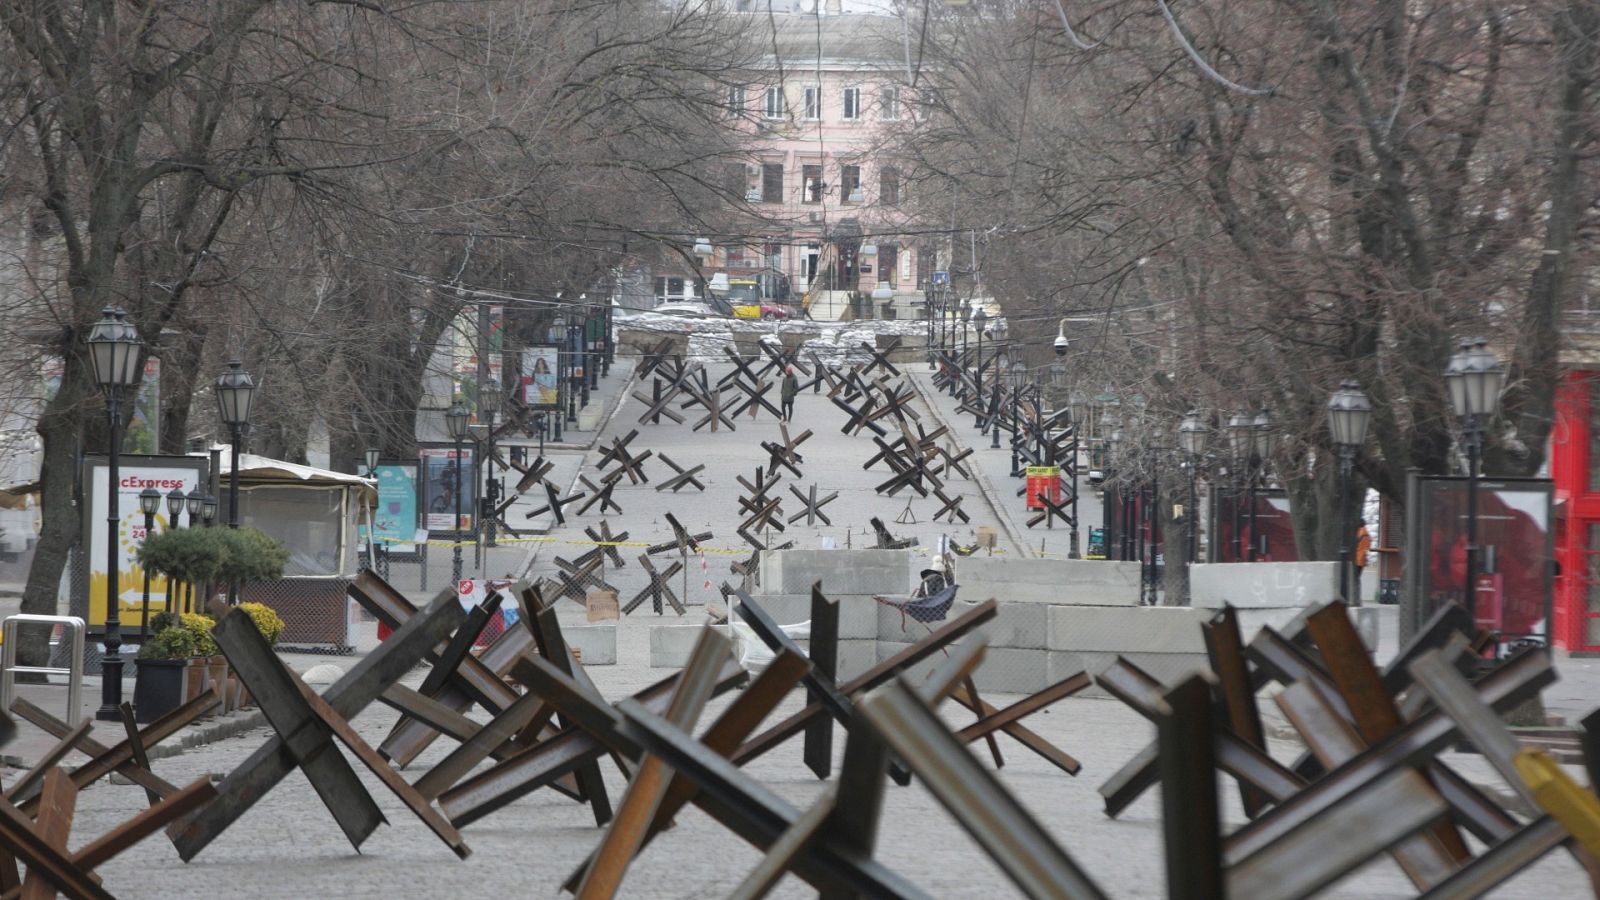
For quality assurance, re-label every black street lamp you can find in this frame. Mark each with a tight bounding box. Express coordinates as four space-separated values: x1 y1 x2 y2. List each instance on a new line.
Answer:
1444 338 1504 622
165 486 186 615
972 307 988 428
1178 410 1209 566
1227 411 1253 562
480 377 503 548
186 488 204 528
86 306 144 721
1249 409 1276 561
445 394 470 584
1007 360 1027 472
202 494 218 527
138 487 161 640
215 359 255 605
1328 380 1373 603
363 447 385 577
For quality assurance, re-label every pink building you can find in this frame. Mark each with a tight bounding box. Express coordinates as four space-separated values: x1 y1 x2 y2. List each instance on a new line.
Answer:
671 10 931 316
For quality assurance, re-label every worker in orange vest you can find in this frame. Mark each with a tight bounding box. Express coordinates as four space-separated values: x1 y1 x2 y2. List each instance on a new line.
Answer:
1353 524 1372 603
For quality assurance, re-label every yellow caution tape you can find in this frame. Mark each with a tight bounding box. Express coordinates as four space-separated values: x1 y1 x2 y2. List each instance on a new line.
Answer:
1514 748 1600 857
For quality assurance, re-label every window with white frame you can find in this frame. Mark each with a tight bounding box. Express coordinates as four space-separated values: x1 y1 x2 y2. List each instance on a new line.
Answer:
763 86 784 120
803 85 821 121
842 86 862 121
880 85 900 120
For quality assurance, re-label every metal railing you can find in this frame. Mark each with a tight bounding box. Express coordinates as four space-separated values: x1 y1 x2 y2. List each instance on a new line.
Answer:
1 614 86 726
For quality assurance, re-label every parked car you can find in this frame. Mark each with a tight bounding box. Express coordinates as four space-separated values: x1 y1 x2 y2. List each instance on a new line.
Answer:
652 294 735 318
734 301 793 320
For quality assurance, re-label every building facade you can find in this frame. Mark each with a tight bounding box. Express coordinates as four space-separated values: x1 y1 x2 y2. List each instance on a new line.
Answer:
659 9 931 312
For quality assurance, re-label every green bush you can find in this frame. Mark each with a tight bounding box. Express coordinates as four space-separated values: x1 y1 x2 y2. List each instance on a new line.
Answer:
137 526 289 587
178 613 220 657
217 528 290 584
138 627 198 660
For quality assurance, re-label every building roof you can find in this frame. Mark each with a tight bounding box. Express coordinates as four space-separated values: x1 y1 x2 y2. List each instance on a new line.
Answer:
760 14 909 68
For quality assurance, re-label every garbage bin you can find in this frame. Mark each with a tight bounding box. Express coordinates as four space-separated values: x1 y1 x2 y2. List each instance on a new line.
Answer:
881 302 896 319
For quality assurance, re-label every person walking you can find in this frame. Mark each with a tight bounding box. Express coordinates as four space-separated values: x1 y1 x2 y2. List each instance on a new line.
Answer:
1353 523 1371 603
781 366 799 422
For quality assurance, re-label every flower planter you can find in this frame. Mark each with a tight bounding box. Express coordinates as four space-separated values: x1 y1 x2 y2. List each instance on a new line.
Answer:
208 655 229 713
133 658 187 724
183 657 208 704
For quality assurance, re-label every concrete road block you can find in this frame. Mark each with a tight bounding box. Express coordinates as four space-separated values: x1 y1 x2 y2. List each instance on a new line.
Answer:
837 638 877 681
1190 562 1340 609
954 557 1141 606
565 624 617 666
759 549 915 596
1049 649 1210 699
740 591 878 639
911 600 1047 649
1046 605 1209 655
649 624 706 668
969 646 1050 695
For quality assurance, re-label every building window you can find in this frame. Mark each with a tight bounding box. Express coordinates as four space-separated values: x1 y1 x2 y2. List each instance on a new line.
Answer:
880 85 900 120
761 162 784 203
841 165 862 202
802 165 824 203
842 86 862 121
880 244 898 281
880 166 900 206
655 277 690 302
763 86 784 120
803 85 821 121
727 85 744 117
917 87 940 121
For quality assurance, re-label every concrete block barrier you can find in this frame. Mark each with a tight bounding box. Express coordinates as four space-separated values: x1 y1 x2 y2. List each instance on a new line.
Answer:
953 556 1141 606
1190 562 1340 609
565 624 617 666
759 550 915 597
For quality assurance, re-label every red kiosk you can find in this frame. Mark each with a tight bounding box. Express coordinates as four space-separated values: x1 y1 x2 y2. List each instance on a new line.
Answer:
1551 371 1600 654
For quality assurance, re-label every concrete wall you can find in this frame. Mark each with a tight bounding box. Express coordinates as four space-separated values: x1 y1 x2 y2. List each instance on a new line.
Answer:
1190 562 1340 609
953 557 1141 606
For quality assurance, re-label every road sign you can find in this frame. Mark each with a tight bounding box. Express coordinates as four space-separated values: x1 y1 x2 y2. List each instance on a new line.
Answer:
931 271 950 286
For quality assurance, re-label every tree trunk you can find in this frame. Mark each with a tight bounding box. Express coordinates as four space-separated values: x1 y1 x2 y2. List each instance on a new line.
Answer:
17 369 92 670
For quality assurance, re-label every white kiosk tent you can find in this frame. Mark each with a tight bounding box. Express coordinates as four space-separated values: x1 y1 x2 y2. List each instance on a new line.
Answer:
211 447 375 650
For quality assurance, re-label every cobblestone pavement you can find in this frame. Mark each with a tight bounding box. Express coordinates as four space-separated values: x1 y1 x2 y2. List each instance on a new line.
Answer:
21 340 1600 897
63 632 1594 898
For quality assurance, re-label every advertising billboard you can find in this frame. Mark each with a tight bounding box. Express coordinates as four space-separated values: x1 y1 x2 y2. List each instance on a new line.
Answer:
419 445 475 535
1415 476 1553 649
356 462 419 554
79 455 209 633
522 345 560 409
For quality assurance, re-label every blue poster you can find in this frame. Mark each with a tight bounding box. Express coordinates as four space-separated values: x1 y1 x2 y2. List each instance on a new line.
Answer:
358 463 418 552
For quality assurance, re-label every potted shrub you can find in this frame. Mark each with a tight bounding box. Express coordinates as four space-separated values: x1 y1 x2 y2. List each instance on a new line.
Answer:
133 615 199 723
135 527 289 716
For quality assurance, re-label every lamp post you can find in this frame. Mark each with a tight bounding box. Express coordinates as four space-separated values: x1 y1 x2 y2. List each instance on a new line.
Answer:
1328 380 1373 603
926 279 937 371
1226 411 1253 562
1178 410 1209 567
972 307 988 428
86 306 144 721
1444 338 1504 622
445 394 470 585
165 486 186 615
550 313 566 442
215 360 255 605
480 377 503 548
1249 409 1276 561
363 447 384 577
202 494 218 527
1106 426 1130 561
1007 360 1027 472
138 487 160 640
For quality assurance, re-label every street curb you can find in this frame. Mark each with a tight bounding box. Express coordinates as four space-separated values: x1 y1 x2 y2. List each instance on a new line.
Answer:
905 372 1034 559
